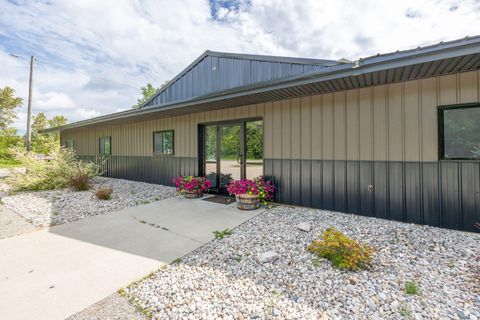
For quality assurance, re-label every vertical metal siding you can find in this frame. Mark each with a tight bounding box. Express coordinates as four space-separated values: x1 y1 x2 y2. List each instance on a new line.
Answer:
65 71 480 231
144 56 320 108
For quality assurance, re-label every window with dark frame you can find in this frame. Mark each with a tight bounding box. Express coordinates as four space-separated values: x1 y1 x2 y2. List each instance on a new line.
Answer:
99 136 111 155
153 130 174 156
65 139 74 149
438 104 480 160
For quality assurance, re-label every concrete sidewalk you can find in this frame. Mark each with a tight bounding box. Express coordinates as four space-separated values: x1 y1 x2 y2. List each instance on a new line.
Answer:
0 196 261 320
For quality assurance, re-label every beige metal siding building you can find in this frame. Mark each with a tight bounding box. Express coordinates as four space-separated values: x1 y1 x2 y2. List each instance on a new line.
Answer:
51 38 480 231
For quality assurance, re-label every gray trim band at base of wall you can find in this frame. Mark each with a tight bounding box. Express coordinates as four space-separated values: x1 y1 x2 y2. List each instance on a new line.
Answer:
264 159 480 232
79 155 197 186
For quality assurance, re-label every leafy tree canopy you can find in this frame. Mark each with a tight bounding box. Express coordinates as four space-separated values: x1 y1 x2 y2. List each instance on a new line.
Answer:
31 112 68 155
0 86 23 131
132 81 169 109
133 83 159 109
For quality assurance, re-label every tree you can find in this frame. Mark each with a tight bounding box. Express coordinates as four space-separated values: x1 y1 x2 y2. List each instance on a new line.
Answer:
133 83 159 109
0 86 23 131
0 87 23 160
132 81 169 109
0 127 24 160
31 112 67 155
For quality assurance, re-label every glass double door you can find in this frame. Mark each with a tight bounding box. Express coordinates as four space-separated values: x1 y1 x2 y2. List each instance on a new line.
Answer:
203 120 263 193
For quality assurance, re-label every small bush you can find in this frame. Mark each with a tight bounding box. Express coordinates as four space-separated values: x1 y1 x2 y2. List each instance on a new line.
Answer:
95 187 113 200
307 227 374 271
69 172 92 191
404 281 418 295
6 147 101 191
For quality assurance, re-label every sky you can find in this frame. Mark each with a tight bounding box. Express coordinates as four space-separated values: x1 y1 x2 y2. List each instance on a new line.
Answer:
1 0 480 133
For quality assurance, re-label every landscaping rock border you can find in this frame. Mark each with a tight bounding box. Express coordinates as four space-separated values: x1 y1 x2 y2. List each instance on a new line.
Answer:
124 206 480 319
1 177 176 226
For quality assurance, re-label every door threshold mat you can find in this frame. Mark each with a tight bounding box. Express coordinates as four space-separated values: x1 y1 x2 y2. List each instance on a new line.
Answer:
202 195 236 205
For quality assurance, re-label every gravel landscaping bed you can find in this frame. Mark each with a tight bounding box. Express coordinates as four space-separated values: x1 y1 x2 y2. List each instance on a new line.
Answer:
123 206 480 320
66 293 146 320
1 177 176 226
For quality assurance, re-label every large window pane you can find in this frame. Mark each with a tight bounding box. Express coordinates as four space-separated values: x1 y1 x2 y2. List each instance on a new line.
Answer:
65 139 74 150
204 126 217 188
246 120 263 179
154 130 174 155
99 137 111 155
441 106 480 159
219 125 240 185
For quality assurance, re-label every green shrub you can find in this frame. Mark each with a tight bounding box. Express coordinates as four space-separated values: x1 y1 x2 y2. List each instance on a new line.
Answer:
404 281 418 295
95 187 113 200
307 227 374 270
6 147 101 191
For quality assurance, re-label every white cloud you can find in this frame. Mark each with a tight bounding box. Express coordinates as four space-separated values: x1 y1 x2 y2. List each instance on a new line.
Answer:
0 0 479 133
36 92 75 110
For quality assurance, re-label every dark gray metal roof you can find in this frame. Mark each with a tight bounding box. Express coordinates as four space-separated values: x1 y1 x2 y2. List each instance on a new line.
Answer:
140 50 340 108
44 35 480 133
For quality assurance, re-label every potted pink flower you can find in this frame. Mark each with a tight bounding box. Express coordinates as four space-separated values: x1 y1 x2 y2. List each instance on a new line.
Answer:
227 176 275 210
173 176 212 198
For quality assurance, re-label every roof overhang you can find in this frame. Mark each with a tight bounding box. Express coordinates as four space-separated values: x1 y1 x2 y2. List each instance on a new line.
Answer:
41 36 480 133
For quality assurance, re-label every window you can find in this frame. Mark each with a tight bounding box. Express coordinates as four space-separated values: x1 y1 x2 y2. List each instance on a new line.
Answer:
153 130 174 155
439 104 480 160
65 139 74 149
99 136 111 155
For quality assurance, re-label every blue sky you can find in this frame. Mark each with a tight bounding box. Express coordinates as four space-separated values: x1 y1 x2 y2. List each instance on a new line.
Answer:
1 0 480 133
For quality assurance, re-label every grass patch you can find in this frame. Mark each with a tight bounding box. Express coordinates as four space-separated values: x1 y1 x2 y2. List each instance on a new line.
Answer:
213 228 233 239
171 257 182 264
405 281 418 295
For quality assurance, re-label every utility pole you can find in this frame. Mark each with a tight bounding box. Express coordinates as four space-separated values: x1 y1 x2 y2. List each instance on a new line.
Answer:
26 55 34 152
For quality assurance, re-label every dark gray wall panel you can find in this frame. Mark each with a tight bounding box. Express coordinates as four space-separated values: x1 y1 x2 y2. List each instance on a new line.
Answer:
311 160 323 208
280 159 291 204
264 159 479 232
322 160 335 210
263 159 274 179
373 162 388 219
334 161 347 213
460 162 480 232
405 162 422 224
269 159 283 202
389 162 405 222
440 161 461 229
422 163 441 227
79 156 196 187
346 161 359 214
301 160 312 207
291 160 302 206
359 161 374 216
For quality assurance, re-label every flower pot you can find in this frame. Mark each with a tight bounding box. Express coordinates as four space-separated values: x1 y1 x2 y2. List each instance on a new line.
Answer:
184 191 202 199
236 193 260 210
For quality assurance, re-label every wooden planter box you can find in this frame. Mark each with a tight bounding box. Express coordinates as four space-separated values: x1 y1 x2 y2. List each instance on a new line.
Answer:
236 194 260 210
184 191 202 199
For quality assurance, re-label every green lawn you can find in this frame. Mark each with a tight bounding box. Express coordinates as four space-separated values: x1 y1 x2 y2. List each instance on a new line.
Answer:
0 159 21 169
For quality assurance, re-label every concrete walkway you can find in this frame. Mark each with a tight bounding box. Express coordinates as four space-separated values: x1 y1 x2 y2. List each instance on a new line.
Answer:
0 196 261 320
0 205 38 239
